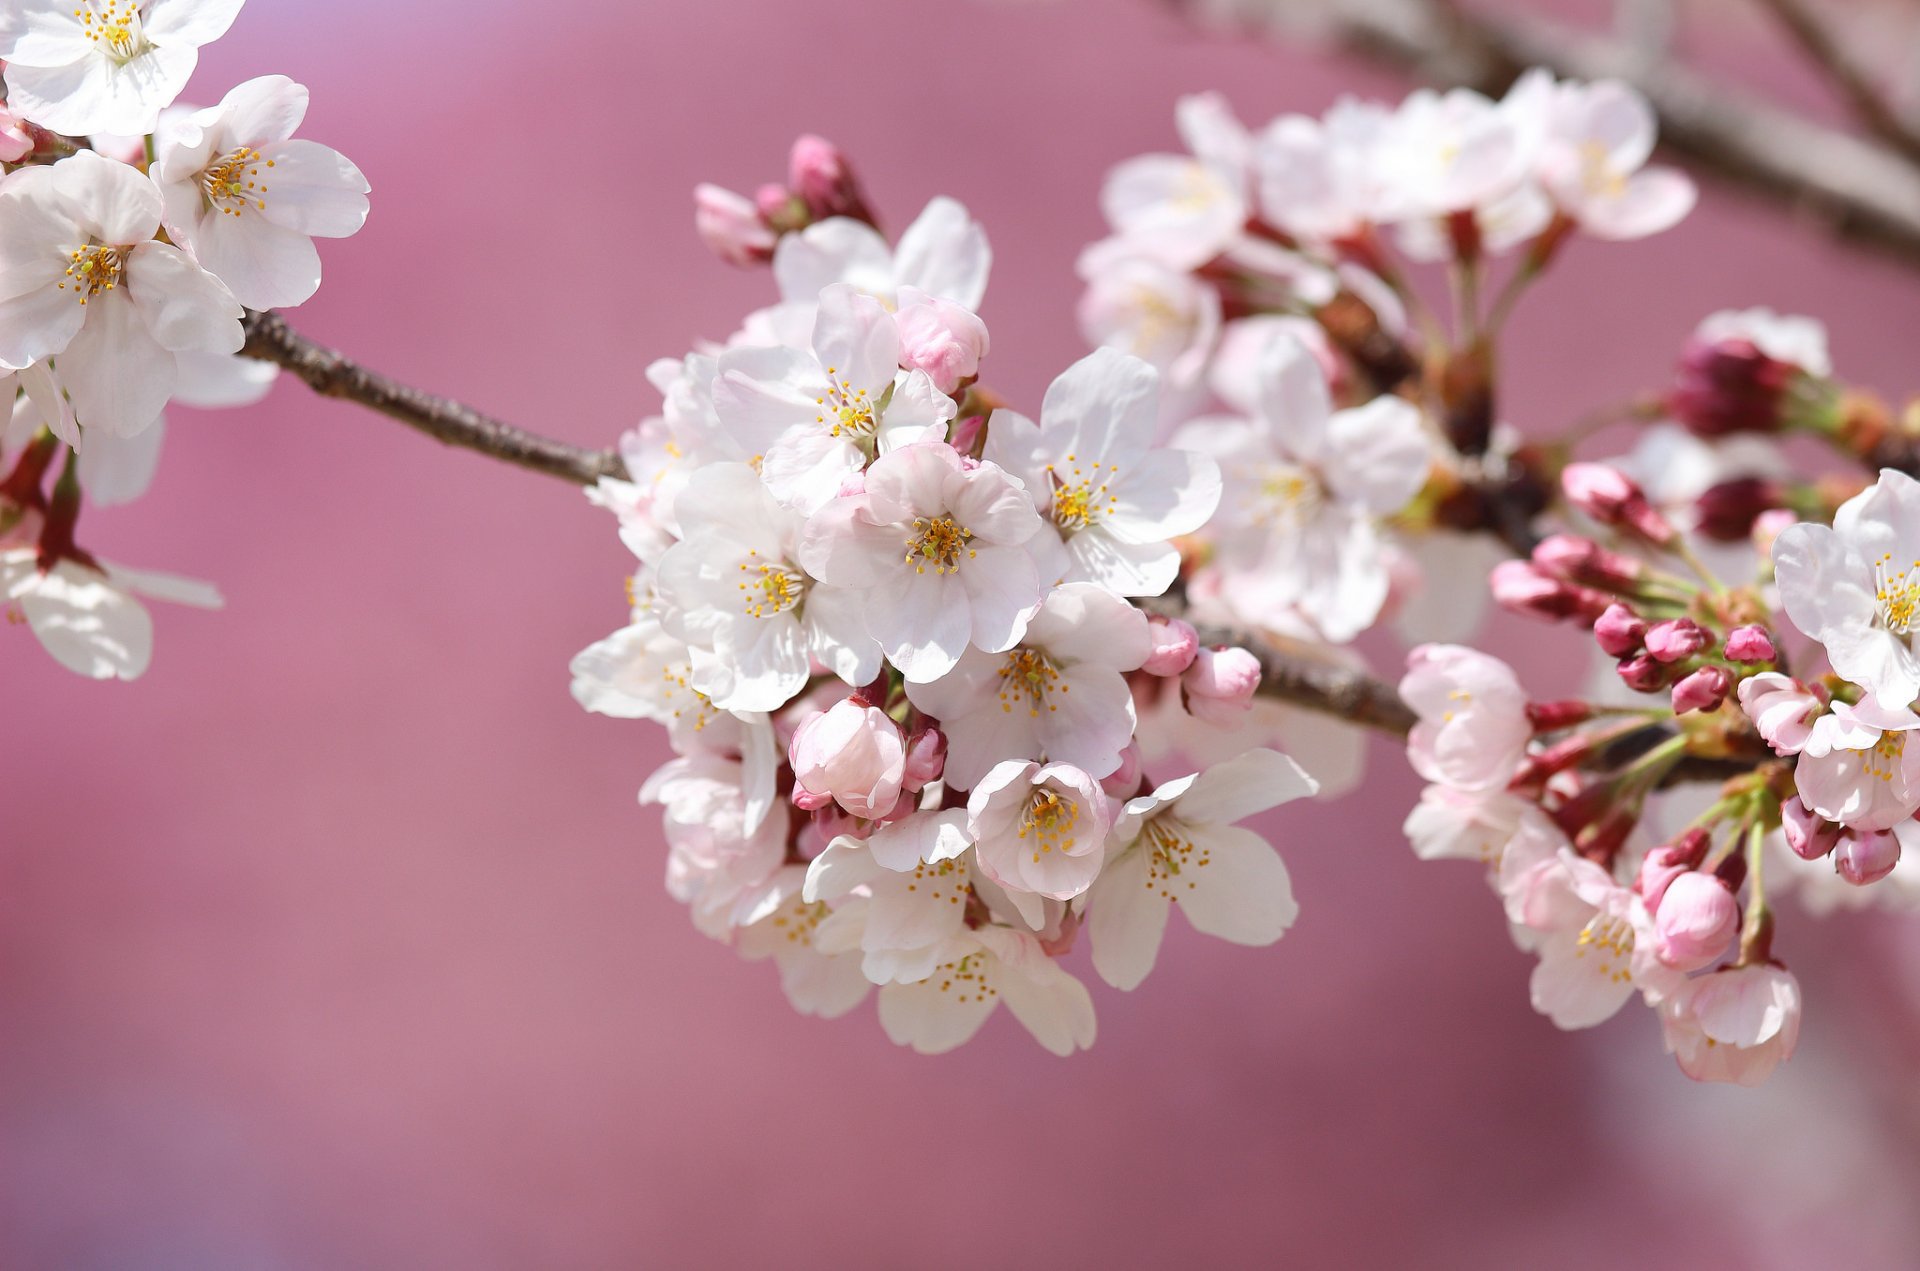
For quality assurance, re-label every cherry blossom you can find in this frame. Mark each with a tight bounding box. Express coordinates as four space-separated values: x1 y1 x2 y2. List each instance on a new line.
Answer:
773 196 989 311
967 760 1111 900
1401 644 1532 792
1659 964 1802 1087
1 546 220 680
0 0 245 137
876 926 1096 1057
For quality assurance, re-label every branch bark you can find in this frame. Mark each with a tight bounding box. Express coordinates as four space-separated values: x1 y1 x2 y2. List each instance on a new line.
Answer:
1180 0 1920 270
1751 0 1920 169
238 310 623 487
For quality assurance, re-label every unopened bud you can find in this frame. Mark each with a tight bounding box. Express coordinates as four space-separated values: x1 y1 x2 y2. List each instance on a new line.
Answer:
1100 742 1144 799
1670 335 1795 437
1561 462 1676 545
901 725 947 793
693 184 776 267
1142 615 1200 677
1671 665 1733 715
1182 646 1261 727
1645 618 1711 663
1593 602 1647 657
1835 827 1902 886
1782 797 1841 861
1490 560 1610 623
1531 533 1644 590
1616 652 1668 692
1653 872 1740 971
1724 625 1777 663
1694 477 1784 542
788 134 871 222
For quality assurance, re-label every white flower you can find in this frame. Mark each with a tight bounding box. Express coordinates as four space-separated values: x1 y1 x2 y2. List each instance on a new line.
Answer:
712 283 955 512
1098 92 1251 270
1255 97 1396 245
1175 335 1428 642
1401 644 1532 792
654 462 879 711
1402 785 1537 865
1792 695 1920 831
1775 468 1920 710
1074 242 1221 391
904 581 1150 789
1658 964 1802 1086
1509 70 1696 241
0 0 244 137
0 152 242 438
876 925 1096 1056
153 74 370 310
773 196 989 310
1086 748 1317 991
967 760 1110 900
733 866 872 1020
642 750 788 939
1373 86 1530 223
797 441 1046 683
2 546 220 680
983 347 1220 597
804 810 975 985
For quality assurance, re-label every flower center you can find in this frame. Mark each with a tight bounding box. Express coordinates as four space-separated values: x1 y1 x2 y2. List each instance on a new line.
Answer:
1574 910 1634 984
1874 553 1920 635
59 245 128 306
735 550 806 619
1257 462 1322 525
1016 787 1080 862
1045 454 1120 533
905 515 974 575
1867 731 1907 782
79 2 147 62
931 952 997 1004
1142 817 1210 899
812 365 877 443
1578 140 1627 200
903 856 965 907
201 147 275 217
997 648 1060 717
767 899 830 945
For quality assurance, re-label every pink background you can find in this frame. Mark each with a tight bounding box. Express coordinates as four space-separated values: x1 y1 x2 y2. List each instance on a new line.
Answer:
6 1 1920 1266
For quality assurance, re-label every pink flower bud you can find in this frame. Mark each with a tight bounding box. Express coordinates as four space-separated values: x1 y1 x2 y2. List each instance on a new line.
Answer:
1671 666 1733 715
1637 844 1691 911
1616 652 1668 692
893 291 989 393
1643 618 1710 663
1736 672 1821 755
1694 477 1785 543
1100 741 1144 799
901 725 947 792
1653 872 1740 971
0 109 31 164
788 134 870 222
1593 602 1647 657
1142 615 1200 677
1490 560 1610 623
1752 508 1798 558
1182 646 1262 727
790 783 834 812
1530 533 1644 590
1781 797 1841 861
1670 335 1795 437
693 183 776 267
1561 462 1676 546
1835 827 1902 886
1724 625 1776 663
788 698 907 820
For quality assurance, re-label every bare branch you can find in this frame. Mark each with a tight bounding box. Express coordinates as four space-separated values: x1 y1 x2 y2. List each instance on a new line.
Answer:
238 309 623 487
1752 0 1920 168
1176 0 1920 270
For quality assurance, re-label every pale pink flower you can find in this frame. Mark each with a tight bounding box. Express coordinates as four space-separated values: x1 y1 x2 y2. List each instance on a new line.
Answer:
1737 672 1821 755
968 760 1111 900
892 286 988 393
1651 872 1739 972
1181 645 1261 728
1401 644 1531 792
1793 694 1920 831
789 697 906 821
876 925 1096 1056
1660 964 1802 1086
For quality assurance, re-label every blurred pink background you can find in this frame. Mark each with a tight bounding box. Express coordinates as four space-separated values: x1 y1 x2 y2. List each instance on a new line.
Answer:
6 0 1920 1266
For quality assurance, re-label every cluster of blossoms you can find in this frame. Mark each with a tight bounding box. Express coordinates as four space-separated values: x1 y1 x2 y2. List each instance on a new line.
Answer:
572 135 1330 1054
1 0 367 677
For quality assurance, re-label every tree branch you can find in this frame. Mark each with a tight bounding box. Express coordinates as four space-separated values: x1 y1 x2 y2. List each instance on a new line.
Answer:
1751 0 1920 169
1176 0 1920 270
238 309 623 487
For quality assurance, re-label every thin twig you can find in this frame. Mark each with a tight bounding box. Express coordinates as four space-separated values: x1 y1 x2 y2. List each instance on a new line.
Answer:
238 310 623 487
1751 0 1920 168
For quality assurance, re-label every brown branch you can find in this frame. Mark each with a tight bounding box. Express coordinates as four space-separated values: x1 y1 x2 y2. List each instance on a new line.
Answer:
1752 0 1920 169
1177 0 1920 270
238 310 623 487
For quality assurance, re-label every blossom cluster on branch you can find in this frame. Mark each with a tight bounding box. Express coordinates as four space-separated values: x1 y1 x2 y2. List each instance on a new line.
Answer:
0 0 366 676
8 7 1918 1081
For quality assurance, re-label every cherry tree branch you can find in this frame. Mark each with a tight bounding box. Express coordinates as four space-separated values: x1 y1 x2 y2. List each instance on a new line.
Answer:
1174 0 1920 269
238 309 624 486
1751 0 1920 168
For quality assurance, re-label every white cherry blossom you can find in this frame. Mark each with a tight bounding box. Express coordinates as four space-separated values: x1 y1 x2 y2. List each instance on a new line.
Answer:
967 760 1111 900
1401 644 1532 792
1087 748 1316 991
1508 69 1696 241
773 196 989 310
733 867 873 1020
1658 964 1802 1086
0 0 245 137
1792 695 1920 831
876 925 1096 1056
153 74 370 310
1098 92 1252 270
1 545 219 680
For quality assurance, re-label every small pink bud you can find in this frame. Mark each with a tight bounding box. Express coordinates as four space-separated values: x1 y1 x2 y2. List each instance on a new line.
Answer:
1531 533 1644 590
1835 827 1902 886
1671 665 1733 715
1561 462 1676 546
1653 872 1740 971
788 698 907 820
1490 560 1610 623
1752 508 1798 558
901 725 947 792
1724 625 1777 663
1142 615 1200 677
693 183 776 267
948 415 986 456
1694 477 1785 542
790 783 834 812
1616 652 1668 692
1100 742 1144 799
894 290 989 393
1593 602 1647 656
1644 618 1711 663
788 134 871 222
1781 797 1841 861
1670 335 1795 437
1182 646 1261 727
1636 844 1691 911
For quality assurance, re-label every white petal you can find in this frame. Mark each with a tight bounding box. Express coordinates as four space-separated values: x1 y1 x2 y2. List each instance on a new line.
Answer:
1178 824 1299 945
1087 846 1169 990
